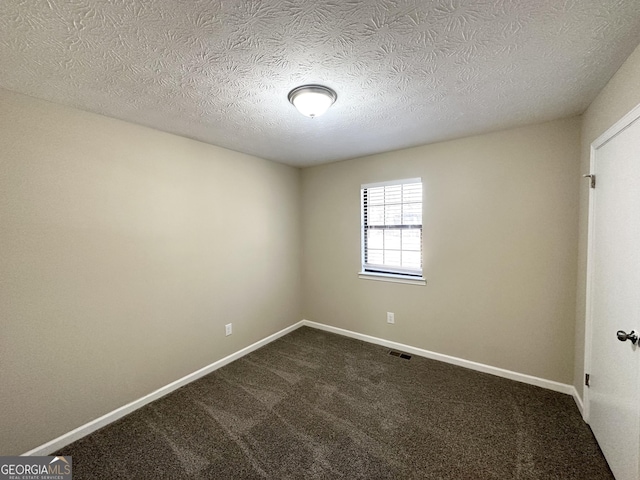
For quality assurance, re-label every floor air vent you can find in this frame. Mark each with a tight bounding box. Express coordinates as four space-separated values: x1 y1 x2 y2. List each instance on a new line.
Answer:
389 350 412 360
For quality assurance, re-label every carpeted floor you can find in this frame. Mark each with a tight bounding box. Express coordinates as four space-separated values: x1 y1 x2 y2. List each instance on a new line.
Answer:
56 326 613 479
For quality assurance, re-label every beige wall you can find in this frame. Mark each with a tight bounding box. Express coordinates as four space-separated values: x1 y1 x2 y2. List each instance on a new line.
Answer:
302 117 581 384
9 43 638 452
0 89 302 455
575 43 640 399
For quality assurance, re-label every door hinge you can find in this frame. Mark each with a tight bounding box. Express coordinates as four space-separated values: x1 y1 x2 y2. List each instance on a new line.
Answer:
585 373 590 387
583 174 596 188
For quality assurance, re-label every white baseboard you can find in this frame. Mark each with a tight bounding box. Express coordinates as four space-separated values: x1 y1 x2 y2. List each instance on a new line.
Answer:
571 387 585 417
22 320 305 456
24 318 582 455
301 320 575 396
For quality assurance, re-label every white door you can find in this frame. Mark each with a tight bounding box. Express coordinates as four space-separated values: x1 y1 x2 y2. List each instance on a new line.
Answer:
586 105 640 480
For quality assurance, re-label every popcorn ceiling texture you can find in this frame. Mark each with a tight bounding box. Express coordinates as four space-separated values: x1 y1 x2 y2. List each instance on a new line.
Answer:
1 0 639 166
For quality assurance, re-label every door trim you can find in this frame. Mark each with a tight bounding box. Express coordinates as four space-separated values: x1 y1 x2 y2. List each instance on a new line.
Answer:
583 101 640 423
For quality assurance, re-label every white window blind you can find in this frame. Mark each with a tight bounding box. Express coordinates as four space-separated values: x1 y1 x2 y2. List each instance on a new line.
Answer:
361 178 423 277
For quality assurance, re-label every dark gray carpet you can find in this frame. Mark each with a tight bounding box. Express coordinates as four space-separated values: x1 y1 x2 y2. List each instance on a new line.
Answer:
56 326 613 479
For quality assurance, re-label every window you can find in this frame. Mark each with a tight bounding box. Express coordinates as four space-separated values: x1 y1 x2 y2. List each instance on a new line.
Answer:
360 178 424 284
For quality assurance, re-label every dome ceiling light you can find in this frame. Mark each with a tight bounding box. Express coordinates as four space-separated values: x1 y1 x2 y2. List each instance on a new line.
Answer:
288 85 337 118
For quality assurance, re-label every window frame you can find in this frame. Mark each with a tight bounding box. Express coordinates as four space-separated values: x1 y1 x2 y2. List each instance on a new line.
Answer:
359 178 426 286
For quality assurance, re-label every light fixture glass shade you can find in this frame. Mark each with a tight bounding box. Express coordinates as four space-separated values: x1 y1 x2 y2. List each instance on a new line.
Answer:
288 85 337 118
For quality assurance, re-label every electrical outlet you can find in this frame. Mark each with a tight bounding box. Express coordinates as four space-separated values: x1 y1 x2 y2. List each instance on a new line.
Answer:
225 323 232 336
387 312 395 324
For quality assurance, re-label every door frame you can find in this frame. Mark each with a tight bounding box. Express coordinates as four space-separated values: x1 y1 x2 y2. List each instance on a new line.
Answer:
583 101 640 424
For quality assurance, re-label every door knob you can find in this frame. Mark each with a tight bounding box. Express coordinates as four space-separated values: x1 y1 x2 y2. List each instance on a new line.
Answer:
616 330 638 344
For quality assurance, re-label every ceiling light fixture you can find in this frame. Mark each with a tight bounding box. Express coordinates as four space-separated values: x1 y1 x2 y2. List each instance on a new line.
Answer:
288 85 337 118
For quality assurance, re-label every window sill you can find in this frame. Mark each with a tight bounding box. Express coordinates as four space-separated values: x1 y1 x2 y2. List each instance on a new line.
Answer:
358 271 426 286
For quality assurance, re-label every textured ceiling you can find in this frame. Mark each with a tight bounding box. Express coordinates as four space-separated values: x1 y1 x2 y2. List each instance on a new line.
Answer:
1 1 640 167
